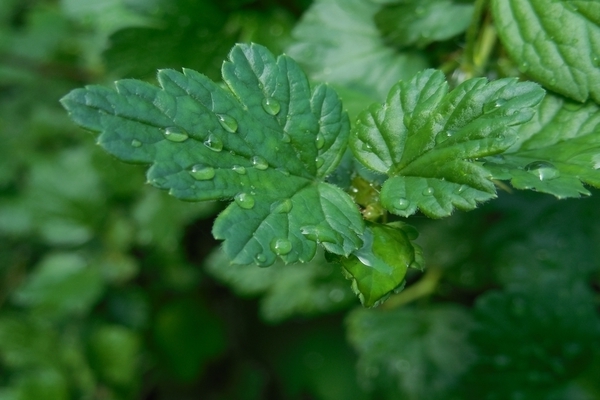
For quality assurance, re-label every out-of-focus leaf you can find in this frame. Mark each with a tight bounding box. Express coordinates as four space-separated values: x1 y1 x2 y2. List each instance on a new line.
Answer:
287 0 429 100
484 94 600 198
375 0 475 49
0 315 60 369
205 248 355 323
492 0 600 102
347 305 476 399
87 324 141 388
12 253 104 319
13 369 69 400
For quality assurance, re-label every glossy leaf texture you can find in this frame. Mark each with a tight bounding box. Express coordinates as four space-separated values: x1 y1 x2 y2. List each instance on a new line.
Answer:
287 0 429 100
492 0 600 103
350 69 545 218
61 43 364 267
484 94 600 198
375 0 475 49
328 222 423 307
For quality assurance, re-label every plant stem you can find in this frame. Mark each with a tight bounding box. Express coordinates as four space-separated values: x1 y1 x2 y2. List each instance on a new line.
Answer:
380 267 442 310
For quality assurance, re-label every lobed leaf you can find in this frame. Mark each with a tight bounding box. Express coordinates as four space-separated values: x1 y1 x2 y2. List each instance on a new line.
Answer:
350 69 545 218
61 43 364 267
492 0 600 103
484 94 600 198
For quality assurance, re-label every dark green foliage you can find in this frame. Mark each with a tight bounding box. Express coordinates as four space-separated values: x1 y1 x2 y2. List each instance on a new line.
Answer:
2 0 600 399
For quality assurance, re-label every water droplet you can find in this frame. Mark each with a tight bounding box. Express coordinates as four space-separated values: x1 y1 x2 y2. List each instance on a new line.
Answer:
270 238 292 255
484 98 507 113
315 133 325 149
282 133 292 143
204 134 223 152
300 226 338 243
549 78 557 86
189 165 215 180
254 253 267 265
457 185 467 193
277 168 290 176
217 114 238 133
422 187 434 196
361 142 372 151
520 62 529 72
495 134 505 141
164 126 189 142
315 157 325 168
394 198 409 210
525 161 560 180
262 97 281 115
232 165 246 175
131 139 142 147
234 192 255 209
252 155 268 170
593 57 600 67
270 198 293 213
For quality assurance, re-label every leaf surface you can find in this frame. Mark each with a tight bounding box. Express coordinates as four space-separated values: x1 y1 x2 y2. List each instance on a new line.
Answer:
287 0 429 100
492 0 600 103
61 43 364 266
375 0 475 49
350 69 545 218
484 94 600 198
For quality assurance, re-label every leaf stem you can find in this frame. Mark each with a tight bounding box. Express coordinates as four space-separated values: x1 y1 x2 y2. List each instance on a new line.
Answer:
462 0 495 78
380 267 442 310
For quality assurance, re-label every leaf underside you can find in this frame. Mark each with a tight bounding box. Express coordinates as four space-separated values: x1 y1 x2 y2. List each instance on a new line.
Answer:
484 94 600 198
492 0 600 103
61 43 364 266
351 69 545 218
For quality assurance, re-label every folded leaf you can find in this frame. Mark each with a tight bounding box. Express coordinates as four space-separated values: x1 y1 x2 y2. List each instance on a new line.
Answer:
484 94 600 198
492 0 600 103
61 43 364 266
350 69 545 218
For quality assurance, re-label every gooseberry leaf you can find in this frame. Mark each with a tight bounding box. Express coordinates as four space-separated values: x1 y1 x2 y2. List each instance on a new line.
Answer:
350 69 545 218
492 0 600 103
287 0 429 100
61 43 364 267
374 0 475 49
483 94 600 198
329 222 423 307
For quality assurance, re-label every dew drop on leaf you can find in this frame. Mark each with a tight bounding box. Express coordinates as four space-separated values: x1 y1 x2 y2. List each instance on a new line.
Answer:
163 126 189 142
261 97 281 115
270 238 292 255
315 156 325 168
277 168 290 176
457 185 466 193
254 253 267 265
234 192 255 209
232 165 246 175
422 187 434 196
300 225 337 243
393 197 410 210
520 62 529 72
189 165 215 181
270 198 293 213
252 155 268 170
217 114 238 133
131 139 142 147
525 161 560 181
361 142 372 151
483 98 507 113
315 133 325 149
204 134 223 152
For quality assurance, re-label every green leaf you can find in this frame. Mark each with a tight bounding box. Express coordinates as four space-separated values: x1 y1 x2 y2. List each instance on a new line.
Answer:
61 43 364 267
468 277 600 398
12 253 104 319
347 305 476 399
492 0 600 103
350 69 545 218
329 222 423 307
205 248 355 323
287 0 429 100
375 0 475 49
484 94 600 198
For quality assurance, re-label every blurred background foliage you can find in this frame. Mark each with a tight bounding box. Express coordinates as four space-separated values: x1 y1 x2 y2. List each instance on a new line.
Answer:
0 0 599 399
